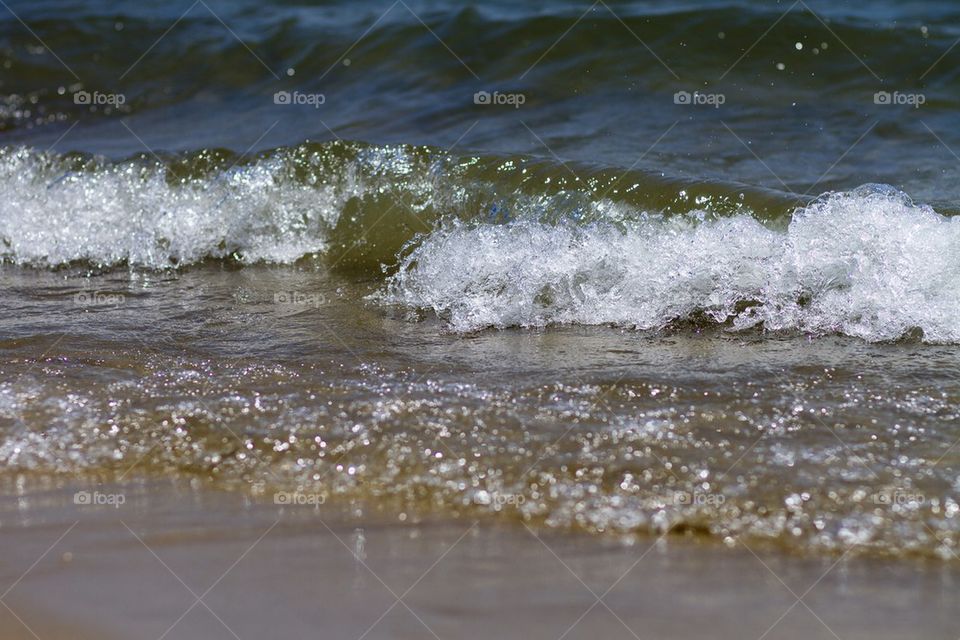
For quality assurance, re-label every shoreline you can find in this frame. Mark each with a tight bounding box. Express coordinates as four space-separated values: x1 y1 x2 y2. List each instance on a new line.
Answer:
2 478 956 640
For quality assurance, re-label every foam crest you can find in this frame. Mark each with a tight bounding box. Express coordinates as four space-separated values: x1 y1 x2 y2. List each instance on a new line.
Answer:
0 147 342 268
382 186 960 342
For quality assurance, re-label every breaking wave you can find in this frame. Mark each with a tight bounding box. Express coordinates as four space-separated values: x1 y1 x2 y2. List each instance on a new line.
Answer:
382 185 960 343
0 142 787 269
2 144 959 343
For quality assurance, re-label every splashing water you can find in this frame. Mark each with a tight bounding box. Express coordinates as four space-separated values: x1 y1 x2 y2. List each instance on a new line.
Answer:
383 186 960 342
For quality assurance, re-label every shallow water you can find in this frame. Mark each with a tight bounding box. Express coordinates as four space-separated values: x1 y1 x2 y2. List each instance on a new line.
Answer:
2 264 958 560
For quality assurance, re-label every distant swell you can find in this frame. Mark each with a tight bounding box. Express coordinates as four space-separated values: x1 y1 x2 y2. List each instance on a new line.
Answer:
382 185 960 343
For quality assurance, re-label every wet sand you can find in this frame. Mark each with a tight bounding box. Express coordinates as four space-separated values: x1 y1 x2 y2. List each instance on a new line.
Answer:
1 478 957 640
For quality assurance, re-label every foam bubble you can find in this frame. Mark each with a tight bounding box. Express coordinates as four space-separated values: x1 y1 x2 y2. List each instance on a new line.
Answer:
382 185 960 343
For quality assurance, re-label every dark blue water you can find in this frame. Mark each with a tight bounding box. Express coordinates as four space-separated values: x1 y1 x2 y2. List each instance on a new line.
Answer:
2 0 960 206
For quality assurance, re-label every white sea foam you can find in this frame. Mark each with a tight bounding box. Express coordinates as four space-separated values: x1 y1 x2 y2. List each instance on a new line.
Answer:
383 185 960 342
0 147 343 267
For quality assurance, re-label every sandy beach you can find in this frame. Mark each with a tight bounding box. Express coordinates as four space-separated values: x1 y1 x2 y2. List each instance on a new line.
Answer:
1 477 957 640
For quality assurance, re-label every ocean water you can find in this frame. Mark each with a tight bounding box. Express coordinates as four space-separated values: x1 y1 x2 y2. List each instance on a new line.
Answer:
2 0 960 561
